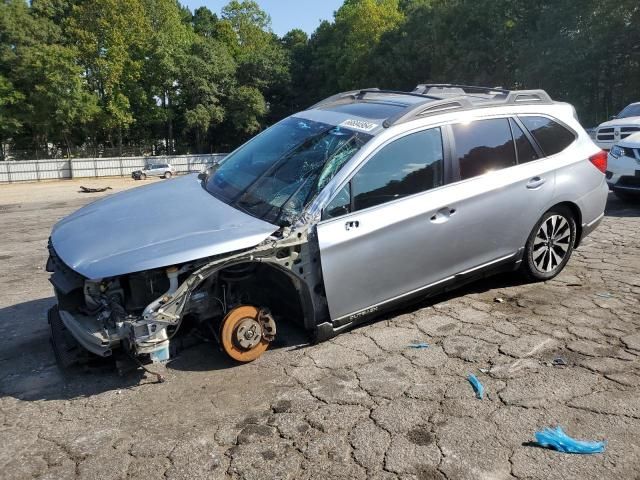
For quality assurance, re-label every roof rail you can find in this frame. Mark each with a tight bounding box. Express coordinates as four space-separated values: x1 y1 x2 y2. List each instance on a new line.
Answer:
413 84 510 95
309 88 442 110
309 89 364 110
309 84 555 128
503 90 553 104
384 88 554 127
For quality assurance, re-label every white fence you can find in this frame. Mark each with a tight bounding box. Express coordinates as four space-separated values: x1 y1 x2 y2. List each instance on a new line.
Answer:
0 154 227 183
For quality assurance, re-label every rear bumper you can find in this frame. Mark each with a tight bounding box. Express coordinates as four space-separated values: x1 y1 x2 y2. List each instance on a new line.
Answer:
575 177 608 245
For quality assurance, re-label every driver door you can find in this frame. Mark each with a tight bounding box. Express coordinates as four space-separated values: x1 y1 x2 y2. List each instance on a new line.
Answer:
316 127 459 322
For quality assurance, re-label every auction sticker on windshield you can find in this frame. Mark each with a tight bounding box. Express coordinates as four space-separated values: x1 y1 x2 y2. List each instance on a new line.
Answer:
339 119 378 132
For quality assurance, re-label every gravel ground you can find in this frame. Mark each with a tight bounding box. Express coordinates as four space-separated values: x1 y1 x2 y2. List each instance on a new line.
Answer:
0 179 639 480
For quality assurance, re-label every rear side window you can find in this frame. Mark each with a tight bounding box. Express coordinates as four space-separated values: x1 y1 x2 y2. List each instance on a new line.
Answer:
509 119 539 164
352 128 444 211
452 118 516 180
520 116 575 156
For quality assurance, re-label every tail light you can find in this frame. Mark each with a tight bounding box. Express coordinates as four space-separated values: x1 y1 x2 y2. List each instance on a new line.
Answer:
589 150 607 174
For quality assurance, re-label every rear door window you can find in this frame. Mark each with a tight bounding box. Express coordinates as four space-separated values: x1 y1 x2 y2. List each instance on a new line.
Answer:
509 119 539 164
452 118 517 180
519 116 575 156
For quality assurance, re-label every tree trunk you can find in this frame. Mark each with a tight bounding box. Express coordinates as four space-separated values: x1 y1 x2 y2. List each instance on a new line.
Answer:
162 94 168 154
168 93 174 154
63 132 71 159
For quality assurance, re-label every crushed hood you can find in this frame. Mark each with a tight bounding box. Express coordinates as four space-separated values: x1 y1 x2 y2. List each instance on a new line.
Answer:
51 174 278 279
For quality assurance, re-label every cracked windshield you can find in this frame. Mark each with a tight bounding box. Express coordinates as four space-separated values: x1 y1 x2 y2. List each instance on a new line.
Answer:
205 117 372 225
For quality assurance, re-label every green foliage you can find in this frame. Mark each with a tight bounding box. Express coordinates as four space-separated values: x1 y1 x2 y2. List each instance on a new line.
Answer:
1 0 639 157
227 85 267 134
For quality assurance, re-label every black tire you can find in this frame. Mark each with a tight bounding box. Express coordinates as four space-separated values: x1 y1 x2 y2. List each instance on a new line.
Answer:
49 306 84 368
614 190 640 203
164 171 172 179
521 206 576 281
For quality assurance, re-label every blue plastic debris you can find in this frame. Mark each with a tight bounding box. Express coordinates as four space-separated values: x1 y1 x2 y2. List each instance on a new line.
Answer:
408 342 429 349
534 426 606 454
467 374 485 399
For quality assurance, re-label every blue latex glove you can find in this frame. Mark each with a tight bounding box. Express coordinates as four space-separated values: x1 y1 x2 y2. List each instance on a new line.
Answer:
467 374 484 399
535 426 606 454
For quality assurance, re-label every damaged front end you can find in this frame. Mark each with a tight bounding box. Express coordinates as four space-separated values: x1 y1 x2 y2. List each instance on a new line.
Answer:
47 242 196 363
47 227 323 366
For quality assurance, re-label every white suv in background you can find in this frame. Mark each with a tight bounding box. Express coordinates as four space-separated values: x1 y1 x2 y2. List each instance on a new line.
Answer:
607 132 640 201
594 102 640 150
131 162 176 180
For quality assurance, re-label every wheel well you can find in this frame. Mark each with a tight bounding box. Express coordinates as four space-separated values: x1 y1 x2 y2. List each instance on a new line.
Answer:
551 201 583 247
218 262 307 329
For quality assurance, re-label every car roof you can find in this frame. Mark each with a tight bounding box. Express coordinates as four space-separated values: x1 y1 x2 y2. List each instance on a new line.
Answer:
305 84 556 131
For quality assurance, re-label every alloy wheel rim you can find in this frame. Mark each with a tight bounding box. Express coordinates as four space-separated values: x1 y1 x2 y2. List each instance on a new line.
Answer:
533 214 571 273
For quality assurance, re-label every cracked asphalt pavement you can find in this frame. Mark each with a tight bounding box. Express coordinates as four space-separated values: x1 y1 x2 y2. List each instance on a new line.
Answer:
1 178 639 480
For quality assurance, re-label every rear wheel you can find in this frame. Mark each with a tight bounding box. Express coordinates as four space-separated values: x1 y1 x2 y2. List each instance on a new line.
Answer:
219 305 275 362
164 171 172 179
521 207 576 281
141 173 147 180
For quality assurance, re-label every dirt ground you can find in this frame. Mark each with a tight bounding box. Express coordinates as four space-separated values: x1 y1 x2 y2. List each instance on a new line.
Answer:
1 178 639 480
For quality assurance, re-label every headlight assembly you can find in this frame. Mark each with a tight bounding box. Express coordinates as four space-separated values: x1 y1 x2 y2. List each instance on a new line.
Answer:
609 145 624 158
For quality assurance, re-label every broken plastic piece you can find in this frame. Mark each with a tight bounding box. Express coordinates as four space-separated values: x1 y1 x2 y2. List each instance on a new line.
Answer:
494 297 505 303
595 292 612 298
552 357 567 367
467 374 484 399
408 342 429 349
534 426 606 454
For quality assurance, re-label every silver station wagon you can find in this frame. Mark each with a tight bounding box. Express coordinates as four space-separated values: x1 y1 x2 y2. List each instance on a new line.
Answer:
47 84 608 364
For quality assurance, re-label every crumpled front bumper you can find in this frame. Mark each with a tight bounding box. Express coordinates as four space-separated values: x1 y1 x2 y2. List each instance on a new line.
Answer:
47 242 171 363
57 309 114 357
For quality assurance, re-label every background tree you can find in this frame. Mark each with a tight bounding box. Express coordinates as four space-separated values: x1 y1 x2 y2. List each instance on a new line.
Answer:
67 0 151 152
0 0 639 158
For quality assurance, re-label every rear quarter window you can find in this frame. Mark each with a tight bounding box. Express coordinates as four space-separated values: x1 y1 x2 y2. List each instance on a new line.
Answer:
519 116 576 157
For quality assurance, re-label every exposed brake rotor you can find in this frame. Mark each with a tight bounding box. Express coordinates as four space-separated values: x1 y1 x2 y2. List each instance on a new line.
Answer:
219 305 276 362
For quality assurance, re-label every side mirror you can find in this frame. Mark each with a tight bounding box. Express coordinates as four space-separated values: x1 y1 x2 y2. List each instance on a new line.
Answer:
198 166 215 181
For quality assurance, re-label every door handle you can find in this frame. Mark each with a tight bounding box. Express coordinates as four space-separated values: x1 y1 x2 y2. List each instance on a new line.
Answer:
345 220 360 231
527 176 545 189
430 207 456 223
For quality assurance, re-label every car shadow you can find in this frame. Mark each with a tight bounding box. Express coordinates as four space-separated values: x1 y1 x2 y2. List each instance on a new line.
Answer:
0 297 310 401
370 269 531 325
604 191 640 218
166 320 310 373
0 297 148 402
